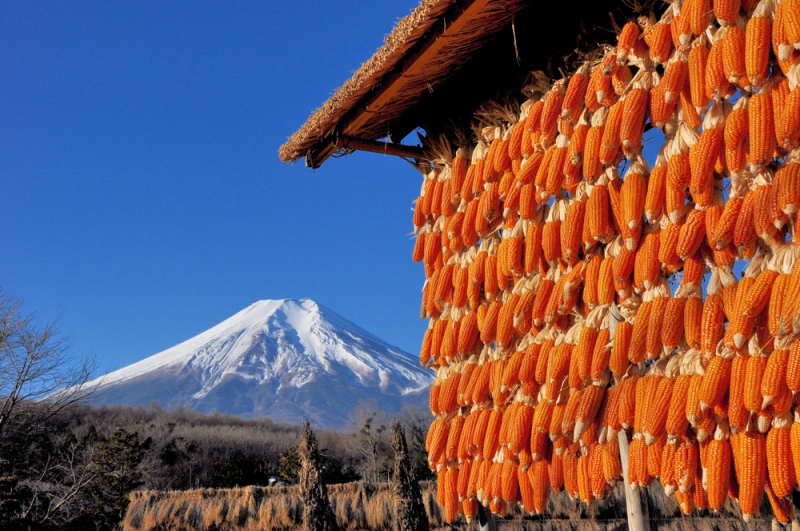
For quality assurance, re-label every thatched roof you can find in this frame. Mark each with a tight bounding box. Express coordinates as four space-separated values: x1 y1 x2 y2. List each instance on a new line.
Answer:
279 0 643 167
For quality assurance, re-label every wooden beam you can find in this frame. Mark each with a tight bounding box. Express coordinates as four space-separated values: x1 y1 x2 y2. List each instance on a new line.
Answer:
336 135 424 160
306 0 494 169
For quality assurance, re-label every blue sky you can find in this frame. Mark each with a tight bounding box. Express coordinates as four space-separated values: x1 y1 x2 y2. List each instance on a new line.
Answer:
0 1 428 374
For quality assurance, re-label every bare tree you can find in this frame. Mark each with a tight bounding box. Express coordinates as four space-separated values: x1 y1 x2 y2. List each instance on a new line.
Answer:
350 403 389 484
0 293 96 438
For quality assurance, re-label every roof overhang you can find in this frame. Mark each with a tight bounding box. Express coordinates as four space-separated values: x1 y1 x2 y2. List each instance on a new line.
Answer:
280 0 642 168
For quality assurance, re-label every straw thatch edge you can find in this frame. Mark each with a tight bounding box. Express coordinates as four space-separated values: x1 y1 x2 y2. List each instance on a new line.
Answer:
278 0 454 164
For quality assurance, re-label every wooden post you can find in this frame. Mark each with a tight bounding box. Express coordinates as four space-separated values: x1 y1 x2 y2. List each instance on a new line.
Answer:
477 503 496 531
608 304 650 531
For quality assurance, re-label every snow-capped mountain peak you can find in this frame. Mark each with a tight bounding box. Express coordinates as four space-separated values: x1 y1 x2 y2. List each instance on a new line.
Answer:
87 299 432 427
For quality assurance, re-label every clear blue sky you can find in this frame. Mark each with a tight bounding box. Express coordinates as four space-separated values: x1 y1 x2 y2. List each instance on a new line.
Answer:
0 1 428 374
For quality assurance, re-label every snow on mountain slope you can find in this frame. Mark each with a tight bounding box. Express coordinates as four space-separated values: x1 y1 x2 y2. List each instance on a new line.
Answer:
87 299 433 428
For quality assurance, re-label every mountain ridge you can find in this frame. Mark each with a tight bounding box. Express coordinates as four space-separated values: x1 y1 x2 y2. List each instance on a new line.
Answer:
86 299 432 428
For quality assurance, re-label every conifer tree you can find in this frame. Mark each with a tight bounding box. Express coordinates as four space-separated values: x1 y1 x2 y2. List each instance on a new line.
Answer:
298 419 337 531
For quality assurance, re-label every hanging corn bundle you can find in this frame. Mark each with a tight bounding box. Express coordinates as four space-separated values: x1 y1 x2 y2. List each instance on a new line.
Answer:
412 0 800 524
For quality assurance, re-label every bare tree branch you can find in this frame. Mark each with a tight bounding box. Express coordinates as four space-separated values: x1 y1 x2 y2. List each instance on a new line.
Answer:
0 292 97 438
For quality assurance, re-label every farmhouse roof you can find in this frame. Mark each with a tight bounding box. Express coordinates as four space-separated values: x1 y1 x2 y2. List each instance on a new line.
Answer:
279 0 637 168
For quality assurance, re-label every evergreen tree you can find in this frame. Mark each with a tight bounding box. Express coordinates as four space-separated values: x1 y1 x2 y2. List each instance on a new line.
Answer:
279 445 302 484
87 428 151 530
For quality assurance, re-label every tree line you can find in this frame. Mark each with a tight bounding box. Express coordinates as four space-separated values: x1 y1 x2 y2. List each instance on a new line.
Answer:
0 290 433 531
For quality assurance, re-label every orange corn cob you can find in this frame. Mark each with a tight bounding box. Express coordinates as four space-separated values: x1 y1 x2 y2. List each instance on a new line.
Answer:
542 220 561 267
561 201 585 266
676 209 706 261
560 387 583 441
787 341 800 392
672 11 690 47
705 38 728 102
583 125 604 182
617 375 638 430
668 153 691 190
628 300 651 364
686 0 711 35
658 220 682 270
753 184 778 243
621 169 646 236
689 44 710 109
600 101 624 165
577 452 594 504
780 88 800 151
734 191 758 257
500 461 519 505
643 376 674 444
664 55 689 106
729 354 750 433
583 255 602 310
518 464 535 512
562 445 579 499
744 354 768 412
540 84 566 139
661 440 678 494
562 66 588 123
524 224 543 276
737 431 767 521
783 0 800 49
616 22 641 64
745 16 771 89
633 233 660 291
661 297 686 352
482 409 503 461
675 439 699 493
748 87 776 168
766 477 794 524
535 339 554 385
629 438 650 489
761 348 789 408
528 458 550 513
685 373 704 428
666 374 691 439
700 356 732 411
598 256 616 306
575 385 604 440
706 439 732 511
715 0 741 26
588 184 613 243
645 164 667 222
742 269 778 318
611 321 633 375
644 20 673 65
590 328 612 380
576 327 598 384
712 195 742 249
648 435 666 478
607 177 625 236
689 129 723 197
683 296 703 349
779 163 800 216
620 88 648 154
766 421 795 498
722 26 748 88
646 296 668 360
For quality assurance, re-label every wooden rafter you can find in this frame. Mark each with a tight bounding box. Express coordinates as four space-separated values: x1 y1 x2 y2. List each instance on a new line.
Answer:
305 0 493 169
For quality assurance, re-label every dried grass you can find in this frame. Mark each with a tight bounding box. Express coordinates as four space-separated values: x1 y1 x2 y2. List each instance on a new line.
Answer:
123 480 772 531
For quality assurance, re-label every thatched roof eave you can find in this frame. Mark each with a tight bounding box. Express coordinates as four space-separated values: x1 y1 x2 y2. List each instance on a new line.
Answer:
279 0 643 168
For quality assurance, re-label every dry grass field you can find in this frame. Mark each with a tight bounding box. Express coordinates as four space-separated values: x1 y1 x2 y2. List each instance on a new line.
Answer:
122 479 776 531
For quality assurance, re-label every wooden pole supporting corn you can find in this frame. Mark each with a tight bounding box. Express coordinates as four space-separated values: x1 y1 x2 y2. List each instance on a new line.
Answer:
477 502 496 531
609 304 649 531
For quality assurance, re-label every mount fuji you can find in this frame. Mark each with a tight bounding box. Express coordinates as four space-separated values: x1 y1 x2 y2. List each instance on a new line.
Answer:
85 299 433 428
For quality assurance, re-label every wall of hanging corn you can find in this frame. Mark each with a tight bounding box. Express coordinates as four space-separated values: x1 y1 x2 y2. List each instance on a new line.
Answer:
412 0 800 525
